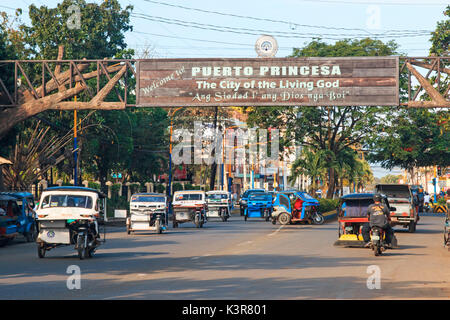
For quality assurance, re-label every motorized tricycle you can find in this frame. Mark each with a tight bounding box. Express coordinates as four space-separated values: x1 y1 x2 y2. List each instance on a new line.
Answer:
206 190 231 222
35 187 106 259
271 191 323 225
244 192 273 221
172 190 207 228
0 192 37 246
334 193 398 248
127 193 168 234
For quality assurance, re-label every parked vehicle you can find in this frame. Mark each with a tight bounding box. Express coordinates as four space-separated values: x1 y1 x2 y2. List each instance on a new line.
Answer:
271 190 323 225
35 187 106 259
206 190 231 222
375 184 418 233
334 193 398 248
172 190 207 228
0 192 37 246
126 193 168 234
244 192 273 221
239 189 265 216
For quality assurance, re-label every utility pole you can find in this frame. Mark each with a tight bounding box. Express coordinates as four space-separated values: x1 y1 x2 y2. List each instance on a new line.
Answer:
73 96 78 186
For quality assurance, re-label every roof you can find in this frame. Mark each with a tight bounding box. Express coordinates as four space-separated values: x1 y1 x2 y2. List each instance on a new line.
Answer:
43 186 106 198
206 190 230 194
0 191 34 199
132 192 166 197
174 190 205 194
0 194 19 201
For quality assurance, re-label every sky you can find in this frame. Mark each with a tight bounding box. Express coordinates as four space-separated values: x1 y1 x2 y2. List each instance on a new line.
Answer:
1 0 446 177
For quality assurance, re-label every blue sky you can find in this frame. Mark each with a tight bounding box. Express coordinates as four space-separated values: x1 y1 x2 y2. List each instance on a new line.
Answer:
1 0 446 178
1 0 448 58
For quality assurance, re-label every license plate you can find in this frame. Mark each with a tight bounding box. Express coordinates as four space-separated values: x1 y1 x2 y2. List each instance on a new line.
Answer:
371 235 380 240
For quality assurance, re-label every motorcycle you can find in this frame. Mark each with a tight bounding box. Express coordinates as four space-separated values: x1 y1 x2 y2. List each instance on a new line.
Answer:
370 226 388 256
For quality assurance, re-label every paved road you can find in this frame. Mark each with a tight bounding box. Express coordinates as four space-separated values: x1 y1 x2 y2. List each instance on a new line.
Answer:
0 214 448 299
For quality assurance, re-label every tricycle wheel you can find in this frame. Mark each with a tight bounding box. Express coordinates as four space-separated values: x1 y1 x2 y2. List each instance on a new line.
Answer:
155 220 162 234
408 222 416 233
312 212 325 225
87 248 96 258
37 244 46 258
26 224 37 242
78 248 87 260
278 212 291 225
373 244 380 256
173 221 178 228
244 214 248 221
0 238 8 247
271 219 276 225
126 224 131 235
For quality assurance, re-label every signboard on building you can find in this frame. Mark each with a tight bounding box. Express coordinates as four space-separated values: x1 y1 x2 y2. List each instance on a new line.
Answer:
137 57 399 107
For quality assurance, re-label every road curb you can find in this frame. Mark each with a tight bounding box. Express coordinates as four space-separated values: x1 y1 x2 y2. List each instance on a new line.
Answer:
322 210 337 222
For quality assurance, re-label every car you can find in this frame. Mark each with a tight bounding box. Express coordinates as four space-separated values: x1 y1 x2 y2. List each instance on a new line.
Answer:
239 189 265 216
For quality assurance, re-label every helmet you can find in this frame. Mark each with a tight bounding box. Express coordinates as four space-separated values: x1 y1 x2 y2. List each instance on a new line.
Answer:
373 194 382 202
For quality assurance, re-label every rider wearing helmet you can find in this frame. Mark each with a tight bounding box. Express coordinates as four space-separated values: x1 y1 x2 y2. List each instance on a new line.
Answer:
362 194 394 248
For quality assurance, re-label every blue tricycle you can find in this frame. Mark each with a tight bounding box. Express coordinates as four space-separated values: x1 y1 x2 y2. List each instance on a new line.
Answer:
0 192 37 246
244 192 273 221
271 190 323 225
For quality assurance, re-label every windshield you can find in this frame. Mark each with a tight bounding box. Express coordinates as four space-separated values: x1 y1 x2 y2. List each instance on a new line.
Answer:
41 195 93 209
175 194 203 201
131 195 165 203
249 193 270 201
242 190 264 198
207 194 228 200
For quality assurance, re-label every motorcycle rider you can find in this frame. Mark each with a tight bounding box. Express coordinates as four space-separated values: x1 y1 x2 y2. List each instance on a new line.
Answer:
362 194 394 248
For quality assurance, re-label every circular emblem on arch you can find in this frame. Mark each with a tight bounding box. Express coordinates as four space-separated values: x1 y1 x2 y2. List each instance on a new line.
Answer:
255 35 278 58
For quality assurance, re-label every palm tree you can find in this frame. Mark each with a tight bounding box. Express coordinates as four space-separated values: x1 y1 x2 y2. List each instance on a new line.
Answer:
289 147 331 196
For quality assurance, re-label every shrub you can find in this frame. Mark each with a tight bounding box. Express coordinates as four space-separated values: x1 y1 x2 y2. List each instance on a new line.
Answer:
155 184 166 194
172 182 183 192
318 198 339 213
88 182 100 190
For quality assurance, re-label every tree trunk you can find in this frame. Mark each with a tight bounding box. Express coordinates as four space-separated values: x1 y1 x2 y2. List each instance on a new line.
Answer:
326 167 336 199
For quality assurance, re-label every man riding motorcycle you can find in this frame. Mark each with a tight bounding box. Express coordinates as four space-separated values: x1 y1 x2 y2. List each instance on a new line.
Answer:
362 194 395 248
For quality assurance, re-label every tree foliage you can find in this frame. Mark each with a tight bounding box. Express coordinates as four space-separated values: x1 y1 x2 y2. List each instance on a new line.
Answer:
249 38 397 198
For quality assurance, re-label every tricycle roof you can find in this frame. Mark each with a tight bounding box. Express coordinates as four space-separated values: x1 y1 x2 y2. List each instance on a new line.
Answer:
43 186 106 198
174 190 205 194
340 193 376 201
206 190 230 194
0 191 33 199
132 192 166 197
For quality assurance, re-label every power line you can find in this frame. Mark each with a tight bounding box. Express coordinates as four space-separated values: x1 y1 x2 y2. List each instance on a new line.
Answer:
140 0 434 33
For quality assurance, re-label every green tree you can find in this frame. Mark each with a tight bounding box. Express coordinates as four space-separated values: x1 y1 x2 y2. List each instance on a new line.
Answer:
430 5 449 56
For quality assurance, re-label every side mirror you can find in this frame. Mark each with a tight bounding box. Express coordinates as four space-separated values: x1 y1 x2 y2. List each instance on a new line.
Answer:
390 207 397 212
